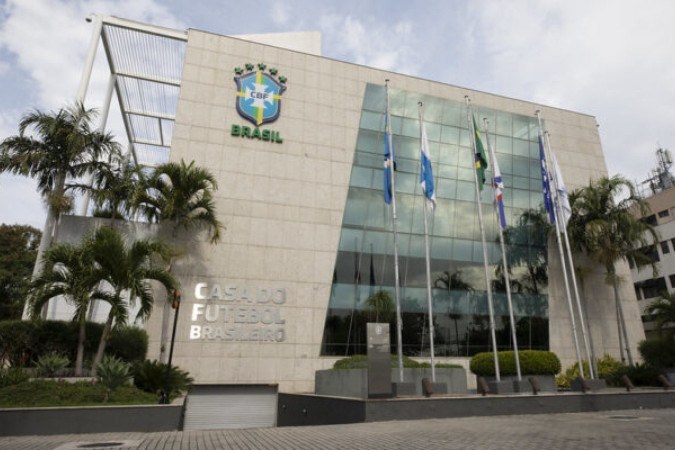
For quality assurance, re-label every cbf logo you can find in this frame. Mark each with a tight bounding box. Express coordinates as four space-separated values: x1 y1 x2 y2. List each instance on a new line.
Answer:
234 63 287 126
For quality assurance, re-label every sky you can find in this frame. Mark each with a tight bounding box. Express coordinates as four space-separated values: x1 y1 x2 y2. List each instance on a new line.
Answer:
1 0 674 229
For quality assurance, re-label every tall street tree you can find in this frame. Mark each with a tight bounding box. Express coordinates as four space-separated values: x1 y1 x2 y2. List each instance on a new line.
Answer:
0 224 41 320
86 226 178 375
0 103 121 307
134 159 223 362
567 175 658 366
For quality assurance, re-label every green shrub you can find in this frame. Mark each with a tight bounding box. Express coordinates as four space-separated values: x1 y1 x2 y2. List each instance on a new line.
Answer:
96 355 132 393
470 350 561 376
638 337 675 370
332 354 462 370
107 326 148 363
35 352 70 377
0 367 31 388
0 379 157 407
132 360 193 400
607 363 662 387
0 320 147 367
556 354 623 388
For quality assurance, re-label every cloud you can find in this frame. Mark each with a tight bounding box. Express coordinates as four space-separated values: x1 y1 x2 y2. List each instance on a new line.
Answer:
0 0 183 226
270 1 291 26
319 13 421 76
465 0 675 184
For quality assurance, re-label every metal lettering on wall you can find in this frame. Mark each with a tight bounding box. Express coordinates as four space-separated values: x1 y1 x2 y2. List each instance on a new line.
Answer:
189 283 286 342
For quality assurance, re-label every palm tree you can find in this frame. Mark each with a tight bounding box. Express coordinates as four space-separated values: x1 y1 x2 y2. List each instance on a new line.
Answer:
135 159 223 243
86 227 178 375
134 159 223 362
365 290 394 323
28 242 100 376
0 103 121 288
567 175 658 365
71 153 143 223
434 269 473 355
645 292 675 337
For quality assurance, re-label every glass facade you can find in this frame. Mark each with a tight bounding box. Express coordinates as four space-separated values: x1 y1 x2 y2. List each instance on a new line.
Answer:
321 84 550 357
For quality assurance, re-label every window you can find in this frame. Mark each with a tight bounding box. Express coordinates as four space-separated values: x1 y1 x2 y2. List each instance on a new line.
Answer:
642 214 657 226
658 209 670 218
669 274 675 289
640 277 667 299
661 241 671 254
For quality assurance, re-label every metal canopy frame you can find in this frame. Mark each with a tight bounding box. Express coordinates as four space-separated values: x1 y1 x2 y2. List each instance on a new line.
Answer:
79 15 188 168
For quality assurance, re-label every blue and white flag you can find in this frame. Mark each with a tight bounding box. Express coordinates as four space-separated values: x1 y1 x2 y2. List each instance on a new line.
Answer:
384 112 396 205
551 151 571 229
419 120 436 210
539 134 555 225
491 150 507 230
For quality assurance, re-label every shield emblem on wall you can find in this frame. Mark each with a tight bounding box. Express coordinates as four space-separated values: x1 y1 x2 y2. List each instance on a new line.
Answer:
234 71 286 126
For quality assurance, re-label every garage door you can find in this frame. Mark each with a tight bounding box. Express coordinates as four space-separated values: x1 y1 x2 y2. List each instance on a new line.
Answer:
183 385 278 430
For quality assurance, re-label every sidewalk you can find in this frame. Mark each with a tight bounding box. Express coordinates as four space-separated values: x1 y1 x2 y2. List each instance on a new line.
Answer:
1 408 674 450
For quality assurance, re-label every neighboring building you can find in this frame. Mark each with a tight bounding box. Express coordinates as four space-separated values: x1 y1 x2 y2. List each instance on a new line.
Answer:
46 15 645 427
631 184 675 338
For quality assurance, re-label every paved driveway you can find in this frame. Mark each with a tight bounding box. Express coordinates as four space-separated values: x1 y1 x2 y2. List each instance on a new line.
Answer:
1 408 673 449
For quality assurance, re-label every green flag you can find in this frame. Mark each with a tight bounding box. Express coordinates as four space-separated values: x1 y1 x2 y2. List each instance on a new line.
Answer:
473 115 489 190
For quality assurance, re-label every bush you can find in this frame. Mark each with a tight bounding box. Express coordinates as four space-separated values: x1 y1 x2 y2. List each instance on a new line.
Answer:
0 367 31 388
107 326 148 363
96 355 132 393
638 337 675 370
35 352 70 377
0 379 157 407
0 320 148 367
470 350 561 376
132 360 193 400
332 354 462 370
556 354 622 388
607 363 662 387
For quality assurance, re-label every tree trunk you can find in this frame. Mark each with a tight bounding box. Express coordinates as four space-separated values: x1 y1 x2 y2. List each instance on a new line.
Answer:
91 313 115 377
612 272 634 366
579 280 599 377
27 173 66 320
75 316 87 377
159 299 171 363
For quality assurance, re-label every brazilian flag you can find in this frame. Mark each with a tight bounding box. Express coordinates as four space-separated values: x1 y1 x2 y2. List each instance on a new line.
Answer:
473 115 489 190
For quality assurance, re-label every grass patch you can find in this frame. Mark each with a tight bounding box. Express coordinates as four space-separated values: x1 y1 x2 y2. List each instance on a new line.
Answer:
0 379 158 408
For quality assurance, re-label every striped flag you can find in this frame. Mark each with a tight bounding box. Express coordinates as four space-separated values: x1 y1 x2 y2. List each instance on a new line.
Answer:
384 113 396 204
419 120 436 209
539 134 555 224
551 151 571 229
491 151 507 230
473 115 489 190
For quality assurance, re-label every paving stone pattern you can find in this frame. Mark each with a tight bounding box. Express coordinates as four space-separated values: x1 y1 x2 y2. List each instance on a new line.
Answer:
1 409 674 450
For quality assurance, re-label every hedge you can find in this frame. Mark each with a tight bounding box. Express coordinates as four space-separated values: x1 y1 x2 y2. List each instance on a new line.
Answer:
0 320 148 367
638 336 675 370
332 354 462 370
470 350 561 376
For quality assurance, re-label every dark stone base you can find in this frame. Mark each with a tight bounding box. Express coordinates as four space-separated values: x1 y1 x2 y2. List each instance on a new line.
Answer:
392 382 416 397
488 380 514 394
571 378 607 392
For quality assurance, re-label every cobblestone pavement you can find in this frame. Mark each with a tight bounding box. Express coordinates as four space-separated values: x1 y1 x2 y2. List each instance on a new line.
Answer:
2 408 674 449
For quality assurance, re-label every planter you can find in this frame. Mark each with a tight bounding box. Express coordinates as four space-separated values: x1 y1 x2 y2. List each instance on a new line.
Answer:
476 375 557 394
315 368 467 399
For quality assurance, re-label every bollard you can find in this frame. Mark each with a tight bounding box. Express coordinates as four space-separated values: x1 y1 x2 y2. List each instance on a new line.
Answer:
657 374 672 390
621 374 635 392
528 376 540 395
422 377 434 397
478 377 490 396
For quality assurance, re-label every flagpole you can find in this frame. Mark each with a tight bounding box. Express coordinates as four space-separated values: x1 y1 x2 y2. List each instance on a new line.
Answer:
482 117 522 382
386 80 405 382
536 111 585 379
419 102 436 382
546 132 595 379
465 96 501 383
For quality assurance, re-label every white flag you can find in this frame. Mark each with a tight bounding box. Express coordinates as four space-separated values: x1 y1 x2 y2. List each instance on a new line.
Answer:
551 152 571 228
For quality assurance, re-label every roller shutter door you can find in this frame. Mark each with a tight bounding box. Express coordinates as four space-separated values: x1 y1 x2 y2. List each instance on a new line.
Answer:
183 385 277 430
